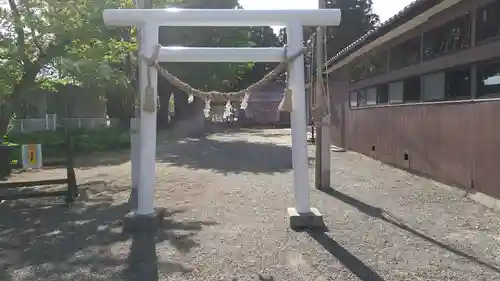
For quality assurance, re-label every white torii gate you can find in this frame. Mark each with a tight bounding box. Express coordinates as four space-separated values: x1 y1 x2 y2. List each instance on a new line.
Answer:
103 8 341 229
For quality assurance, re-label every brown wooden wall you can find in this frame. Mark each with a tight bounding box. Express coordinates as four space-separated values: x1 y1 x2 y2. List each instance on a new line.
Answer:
327 0 500 199
333 99 500 199
470 101 500 198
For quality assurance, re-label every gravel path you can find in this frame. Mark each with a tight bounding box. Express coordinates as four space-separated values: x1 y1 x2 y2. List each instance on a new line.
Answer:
1 128 500 281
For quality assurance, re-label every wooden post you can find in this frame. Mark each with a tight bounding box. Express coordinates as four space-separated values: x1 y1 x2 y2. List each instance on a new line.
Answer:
315 0 330 190
65 132 78 204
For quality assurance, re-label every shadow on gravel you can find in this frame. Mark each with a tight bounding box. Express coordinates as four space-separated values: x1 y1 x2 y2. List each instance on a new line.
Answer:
229 274 275 281
320 187 500 274
308 230 386 281
0 183 216 281
123 228 159 281
157 136 293 174
249 132 291 139
257 274 275 281
122 209 206 281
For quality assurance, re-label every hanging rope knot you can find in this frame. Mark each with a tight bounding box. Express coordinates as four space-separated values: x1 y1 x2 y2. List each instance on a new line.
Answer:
141 45 162 113
278 88 293 112
146 44 161 67
281 45 308 65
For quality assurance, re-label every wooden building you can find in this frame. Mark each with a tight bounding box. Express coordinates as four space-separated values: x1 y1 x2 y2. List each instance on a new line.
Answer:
238 83 291 126
327 0 500 200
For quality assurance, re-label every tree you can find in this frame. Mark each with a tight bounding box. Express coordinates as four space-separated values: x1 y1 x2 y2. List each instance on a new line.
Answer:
0 0 144 134
235 26 283 89
323 0 380 58
0 0 284 136
278 0 379 65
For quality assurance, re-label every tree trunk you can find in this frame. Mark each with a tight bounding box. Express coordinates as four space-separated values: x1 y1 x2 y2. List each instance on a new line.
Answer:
105 91 135 130
0 107 13 137
0 95 18 137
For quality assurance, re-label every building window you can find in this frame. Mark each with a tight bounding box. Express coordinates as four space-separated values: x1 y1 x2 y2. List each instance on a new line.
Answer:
364 51 388 78
389 81 404 104
350 62 365 83
390 37 421 70
349 91 358 108
477 60 500 98
403 76 421 102
423 71 445 101
357 89 367 107
349 51 388 83
366 87 377 106
476 0 500 43
423 14 471 60
377 84 389 104
445 67 471 100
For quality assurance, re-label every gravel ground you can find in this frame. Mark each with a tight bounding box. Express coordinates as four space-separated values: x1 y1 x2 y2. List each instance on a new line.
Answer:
1 128 500 281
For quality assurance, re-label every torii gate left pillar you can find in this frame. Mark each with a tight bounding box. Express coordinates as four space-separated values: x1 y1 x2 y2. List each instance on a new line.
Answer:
103 8 341 231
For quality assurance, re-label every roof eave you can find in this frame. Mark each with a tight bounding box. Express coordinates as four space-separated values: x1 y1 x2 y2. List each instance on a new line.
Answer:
326 0 461 73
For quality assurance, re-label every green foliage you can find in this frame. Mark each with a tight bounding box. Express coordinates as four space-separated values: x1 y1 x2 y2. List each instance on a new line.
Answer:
7 128 130 162
0 0 144 127
157 0 280 92
0 0 285 130
323 0 380 58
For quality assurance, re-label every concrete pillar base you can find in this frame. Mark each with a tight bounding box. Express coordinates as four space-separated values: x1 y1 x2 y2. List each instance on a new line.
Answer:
287 207 325 230
122 207 166 234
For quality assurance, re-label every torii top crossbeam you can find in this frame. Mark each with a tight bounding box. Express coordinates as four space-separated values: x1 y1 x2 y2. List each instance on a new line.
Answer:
103 8 341 27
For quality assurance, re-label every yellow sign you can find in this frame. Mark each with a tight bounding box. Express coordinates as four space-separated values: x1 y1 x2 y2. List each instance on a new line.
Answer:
22 144 42 169
27 144 37 164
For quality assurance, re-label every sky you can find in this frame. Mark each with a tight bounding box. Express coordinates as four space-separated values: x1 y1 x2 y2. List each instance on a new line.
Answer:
239 0 415 33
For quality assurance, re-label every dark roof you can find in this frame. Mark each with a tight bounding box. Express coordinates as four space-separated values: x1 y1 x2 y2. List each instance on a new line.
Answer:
327 0 441 66
247 83 286 103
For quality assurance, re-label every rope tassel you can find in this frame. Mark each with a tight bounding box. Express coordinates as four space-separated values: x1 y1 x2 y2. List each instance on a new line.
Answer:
278 88 293 112
311 77 330 125
142 45 161 113
225 100 232 110
143 86 156 113
240 92 251 110
204 99 212 118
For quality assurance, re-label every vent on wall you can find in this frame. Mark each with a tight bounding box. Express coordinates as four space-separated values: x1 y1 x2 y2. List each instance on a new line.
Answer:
404 152 409 161
371 145 376 152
